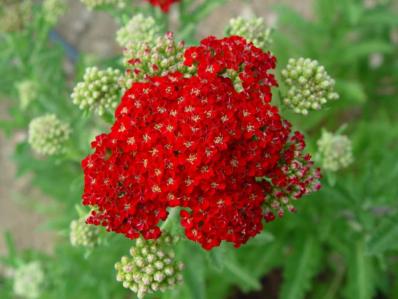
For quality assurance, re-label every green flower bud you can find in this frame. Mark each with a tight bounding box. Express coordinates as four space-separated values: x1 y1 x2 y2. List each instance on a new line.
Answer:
115 233 183 299
317 130 353 171
13 262 45 299
121 32 195 88
281 58 339 115
28 114 71 156
43 0 66 25
71 67 121 116
0 0 32 32
116 14 161 49
70 216 101 248
16 80 37 110
225 17 272 50
80 0 125 9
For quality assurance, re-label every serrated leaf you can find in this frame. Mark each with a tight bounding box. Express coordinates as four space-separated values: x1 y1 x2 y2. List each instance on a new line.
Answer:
184 246 206 299
251 239 284 276
344 240 375 299
280 237 322 299
224 256 261 291
366 218 398 255
206 245 226 272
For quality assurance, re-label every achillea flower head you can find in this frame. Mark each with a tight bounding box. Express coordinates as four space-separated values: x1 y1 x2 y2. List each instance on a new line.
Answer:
82 36 321 250
145 0 180 12
121 32 195 88
16 80 37 110
281 58 339 115
28 114 70 156
226 17 273 50
317 130 353 172
43 0 66 24
70 216 101 248
263 132 321 220
0 0 32 32
71 67 121 116
13 262 45 299
116 14 161 49
80 0 125 9
115 233 183 299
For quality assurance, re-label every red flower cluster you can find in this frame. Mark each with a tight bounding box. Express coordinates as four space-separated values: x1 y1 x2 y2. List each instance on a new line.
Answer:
145 0 180 12
82 36 320 250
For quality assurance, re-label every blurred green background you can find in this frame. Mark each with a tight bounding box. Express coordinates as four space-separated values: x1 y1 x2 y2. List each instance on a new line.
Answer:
0 0 397 298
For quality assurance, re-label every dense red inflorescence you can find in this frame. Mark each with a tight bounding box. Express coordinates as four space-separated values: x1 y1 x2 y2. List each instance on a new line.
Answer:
145 0 180 12
82 36 321 250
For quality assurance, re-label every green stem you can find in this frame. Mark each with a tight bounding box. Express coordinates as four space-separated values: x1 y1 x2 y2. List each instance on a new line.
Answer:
322 264 346 299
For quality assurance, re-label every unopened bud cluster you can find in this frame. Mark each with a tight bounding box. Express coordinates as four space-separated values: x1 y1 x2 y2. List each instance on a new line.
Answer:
80 0 125 9
16 80 37 110
226 17 272 50
116 14 161 48
0 0 32 32
317 130 353 171
28 114 71 156
71 67 121 116
13 262 45 299
121 32 195 88
115 233 184 299
281 58 339 115
70 217 101 248
43 0 66 24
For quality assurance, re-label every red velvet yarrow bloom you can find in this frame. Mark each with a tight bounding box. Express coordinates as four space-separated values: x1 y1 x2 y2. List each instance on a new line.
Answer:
82 36 321 250
145 0 180 12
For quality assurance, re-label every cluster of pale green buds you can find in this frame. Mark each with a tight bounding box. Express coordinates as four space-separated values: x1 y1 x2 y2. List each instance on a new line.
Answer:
42 0 66 25
70 217 101 248
115 233 184 299
317 130 353 172
16 80 37 110
80 0 125 9
0 0 32 32
122 32 195 88
225 17 273 50
71 67 121 116
28 114 71 156
116 14 162 49
13 262 45 299
281 58 339 115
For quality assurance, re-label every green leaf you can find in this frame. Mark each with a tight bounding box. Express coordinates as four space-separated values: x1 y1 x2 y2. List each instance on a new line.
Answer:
336 80 367 103
338 40 393 63
273 5 314 33
184 245 206 299
251 238 284 277
224 255 262 291
190 0 228 24
366 217 398 255
360 11 398 27
344 240 375 299
206 245 226 272
280 237 321 299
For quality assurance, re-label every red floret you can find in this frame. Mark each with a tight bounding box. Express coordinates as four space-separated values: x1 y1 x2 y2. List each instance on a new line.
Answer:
145 0 180 12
